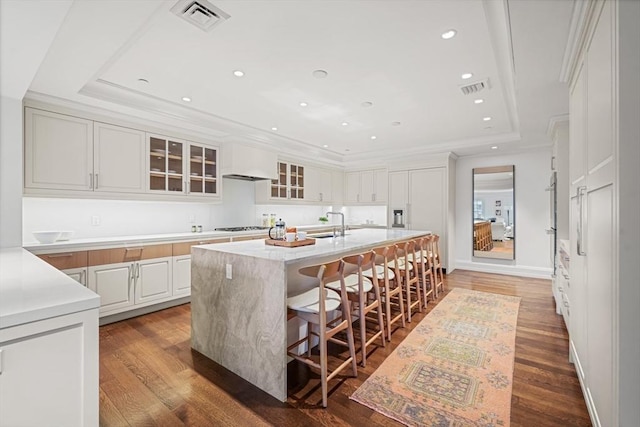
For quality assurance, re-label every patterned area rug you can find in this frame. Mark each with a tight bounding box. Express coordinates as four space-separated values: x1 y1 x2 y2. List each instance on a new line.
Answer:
351 288 521 427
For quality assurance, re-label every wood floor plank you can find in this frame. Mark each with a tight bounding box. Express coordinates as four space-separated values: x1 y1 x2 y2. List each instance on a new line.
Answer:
99 269 592 426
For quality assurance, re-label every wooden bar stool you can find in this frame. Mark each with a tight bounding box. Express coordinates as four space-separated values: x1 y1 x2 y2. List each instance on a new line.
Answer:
431 234 445 298
327 251 385 367
411 235 435 308
363 245 406 341
286 259 358 407
391 240 422 322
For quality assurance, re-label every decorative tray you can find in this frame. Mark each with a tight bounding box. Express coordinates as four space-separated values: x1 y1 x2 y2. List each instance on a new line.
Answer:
265 238 316 247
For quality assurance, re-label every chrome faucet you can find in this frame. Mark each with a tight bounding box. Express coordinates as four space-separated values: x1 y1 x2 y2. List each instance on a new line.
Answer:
326 211 345 237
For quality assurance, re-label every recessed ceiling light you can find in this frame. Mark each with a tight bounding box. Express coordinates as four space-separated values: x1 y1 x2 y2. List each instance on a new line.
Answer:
491 146 498 150
345 148 350 152
323 144 329 148
137 78 149 84
341 122 349 126
483 116 492 121
233 70 244 77
441 29 457 39
312 69 328 79
182 97 191 102
462 73 473 79
391 121 401 126
361 101 373 108
271 127 278 131
474 99 484 104
370 136 377 140
299 102 308 107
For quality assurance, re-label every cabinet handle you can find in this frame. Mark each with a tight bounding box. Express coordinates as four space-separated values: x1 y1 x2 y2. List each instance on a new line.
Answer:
372 193 376 202
128 265 133 294
46 253 73 258
576 186 586 256
80 269 86 286
0 349 3 374
136 263 141 280
125 247 144 252
95 173 99 189
319 192 323 201
89 173 93 190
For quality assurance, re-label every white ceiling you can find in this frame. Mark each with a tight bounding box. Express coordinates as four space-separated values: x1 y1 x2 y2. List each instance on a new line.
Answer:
22 0 574 164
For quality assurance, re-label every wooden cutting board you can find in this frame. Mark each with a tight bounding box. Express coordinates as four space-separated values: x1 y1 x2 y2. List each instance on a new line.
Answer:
264 238 316 247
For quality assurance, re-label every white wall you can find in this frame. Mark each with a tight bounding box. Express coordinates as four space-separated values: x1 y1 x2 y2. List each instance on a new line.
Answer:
455 148 552 278
0 96 23 248
22 178 257 243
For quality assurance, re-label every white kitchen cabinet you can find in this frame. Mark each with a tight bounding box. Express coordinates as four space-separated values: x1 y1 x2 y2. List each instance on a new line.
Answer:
0 309 99 427
172 255 192 296
148 134 186 194
88 262 134 314
409 168 447 266
567 1 618 425
187 143 218 197
63 267 87 287
24 108 93 191
87 257 172 315
269 161 304 200
135 257 172 304
94 122 146 193
305 166 333 202
344 169 387 204
388 171 409 212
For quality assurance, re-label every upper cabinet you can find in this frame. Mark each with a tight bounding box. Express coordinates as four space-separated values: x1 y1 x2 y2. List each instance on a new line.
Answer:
344 169 388 204
25 108 94 191
305 166 333 203
24 107 219 200
269 161 304 200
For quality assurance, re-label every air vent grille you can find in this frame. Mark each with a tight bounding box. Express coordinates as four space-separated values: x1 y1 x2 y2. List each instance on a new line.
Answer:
460 78 491 95
171 0 230 32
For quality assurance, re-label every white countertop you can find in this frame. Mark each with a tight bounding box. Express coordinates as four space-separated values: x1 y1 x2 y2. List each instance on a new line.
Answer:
22 224 382 253
193 228 430 264
0 248 100 329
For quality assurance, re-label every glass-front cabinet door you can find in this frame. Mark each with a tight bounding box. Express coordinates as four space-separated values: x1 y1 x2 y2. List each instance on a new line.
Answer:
149 135 184 193
270 161 304 199
188 144 217 196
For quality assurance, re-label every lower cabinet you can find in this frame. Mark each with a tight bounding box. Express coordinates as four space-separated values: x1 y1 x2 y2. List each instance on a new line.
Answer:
87 257 172 315
0 308 99 427
172 255 192 296
63 267 87 286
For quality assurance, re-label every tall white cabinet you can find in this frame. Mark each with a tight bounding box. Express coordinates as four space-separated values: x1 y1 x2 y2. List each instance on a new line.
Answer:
565 0 640 425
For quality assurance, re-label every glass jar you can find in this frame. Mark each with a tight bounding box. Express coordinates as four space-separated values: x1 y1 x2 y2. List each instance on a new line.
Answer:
262 214 269 227
270 213 276 227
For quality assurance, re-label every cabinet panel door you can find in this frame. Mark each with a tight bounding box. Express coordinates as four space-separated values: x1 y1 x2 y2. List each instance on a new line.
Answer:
172 256 191 296
569 191 588 381
88 263 133 313
569 63 587 193
94 123 146 193
304 166 321 202
63 267 87 286
345 172 360 202
25 108 93 191
135 257 172 304
409 168 446 266
360 170 375 202
374 169 388 202
0 321 85 426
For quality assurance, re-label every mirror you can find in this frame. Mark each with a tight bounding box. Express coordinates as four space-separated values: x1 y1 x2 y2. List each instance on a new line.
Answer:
473 165 515 260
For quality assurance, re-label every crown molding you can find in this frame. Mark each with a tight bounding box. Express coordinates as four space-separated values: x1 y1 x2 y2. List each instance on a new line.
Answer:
559 0 603 83
546 114 570 139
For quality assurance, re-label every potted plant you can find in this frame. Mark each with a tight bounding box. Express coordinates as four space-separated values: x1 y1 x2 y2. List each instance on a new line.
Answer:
318 216 329 224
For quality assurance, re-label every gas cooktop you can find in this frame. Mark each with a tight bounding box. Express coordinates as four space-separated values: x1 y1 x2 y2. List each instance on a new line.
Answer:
214 226 269 232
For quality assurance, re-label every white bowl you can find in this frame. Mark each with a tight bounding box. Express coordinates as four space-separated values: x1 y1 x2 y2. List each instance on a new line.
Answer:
57 231 74 241
33 231 62 244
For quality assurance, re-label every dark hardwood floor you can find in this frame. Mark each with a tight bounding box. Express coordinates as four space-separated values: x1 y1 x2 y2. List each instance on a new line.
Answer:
99 270 592 426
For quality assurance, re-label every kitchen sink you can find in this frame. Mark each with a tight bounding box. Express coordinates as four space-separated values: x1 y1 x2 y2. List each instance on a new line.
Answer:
311 233 349 239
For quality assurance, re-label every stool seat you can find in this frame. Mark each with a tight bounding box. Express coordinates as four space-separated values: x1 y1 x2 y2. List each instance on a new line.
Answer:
287 288 342 314
327 274 373 294
389 258 413 271
363 265 395 281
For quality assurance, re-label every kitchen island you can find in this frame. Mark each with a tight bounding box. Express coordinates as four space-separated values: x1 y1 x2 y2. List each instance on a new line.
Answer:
190 228 429 401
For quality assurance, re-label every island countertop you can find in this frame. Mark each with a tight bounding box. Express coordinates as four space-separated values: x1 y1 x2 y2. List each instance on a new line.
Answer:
193 228 431 264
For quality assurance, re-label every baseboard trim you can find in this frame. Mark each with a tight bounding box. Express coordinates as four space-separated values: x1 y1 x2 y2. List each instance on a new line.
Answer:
570 341 600 427
453 261 552 279
99 297 191 325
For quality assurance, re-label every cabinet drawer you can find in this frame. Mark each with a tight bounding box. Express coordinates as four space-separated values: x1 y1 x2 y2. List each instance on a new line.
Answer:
88 244 172 266
172 238 230 256
38 251 88 270
231 234 266 242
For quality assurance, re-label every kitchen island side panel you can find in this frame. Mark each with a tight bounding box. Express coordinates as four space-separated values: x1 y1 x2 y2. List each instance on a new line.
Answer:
190 248 287 401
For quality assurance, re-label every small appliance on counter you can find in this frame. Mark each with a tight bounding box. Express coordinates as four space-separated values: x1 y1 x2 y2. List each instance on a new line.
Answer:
268 218 286 240
392 209 405 228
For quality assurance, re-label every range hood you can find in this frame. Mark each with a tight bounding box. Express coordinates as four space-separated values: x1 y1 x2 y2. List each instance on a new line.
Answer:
221 143 278 181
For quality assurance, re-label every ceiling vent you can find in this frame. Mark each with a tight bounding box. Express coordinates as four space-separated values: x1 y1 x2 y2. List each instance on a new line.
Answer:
171 0 230 32
459 78 491 95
